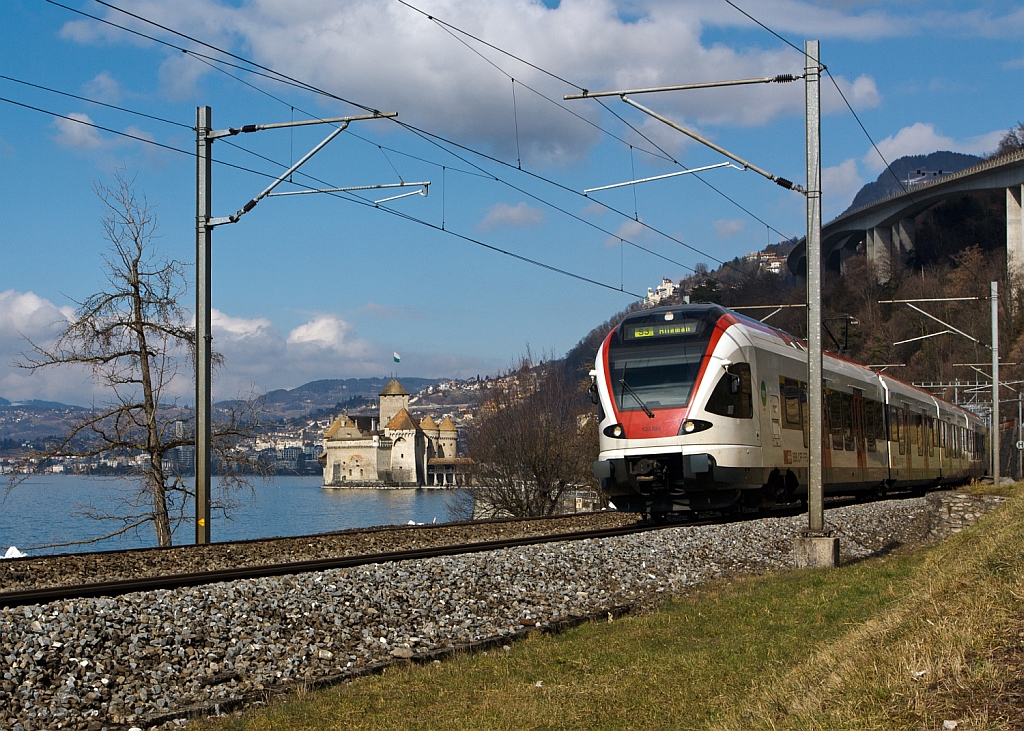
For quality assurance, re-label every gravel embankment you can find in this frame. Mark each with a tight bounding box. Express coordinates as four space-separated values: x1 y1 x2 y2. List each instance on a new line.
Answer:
0 512 637 594
2 496 986 731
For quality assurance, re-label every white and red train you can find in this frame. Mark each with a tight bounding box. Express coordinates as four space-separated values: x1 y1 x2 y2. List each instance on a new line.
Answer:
592 304 988 516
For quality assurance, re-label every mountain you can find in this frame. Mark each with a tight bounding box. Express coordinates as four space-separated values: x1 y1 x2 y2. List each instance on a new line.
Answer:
3 399 81 410
844 151 983 214
250 377 442 419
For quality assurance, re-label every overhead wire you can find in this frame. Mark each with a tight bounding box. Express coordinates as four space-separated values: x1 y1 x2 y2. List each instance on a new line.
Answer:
53 0 709 276
720 0 914 199
49 0 799 296
0 74 191 129
0 84 639 298
74 0 795 275
395 0 797 242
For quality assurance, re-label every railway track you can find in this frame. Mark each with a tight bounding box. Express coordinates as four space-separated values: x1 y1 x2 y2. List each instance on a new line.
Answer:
0 494 884 609
0 521 659 609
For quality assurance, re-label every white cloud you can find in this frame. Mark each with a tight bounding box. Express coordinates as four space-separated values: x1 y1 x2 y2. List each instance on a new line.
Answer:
212 309 273 340
862 122 1004 174
58 0 942 164
0 290 69 336
286 315 366 354
0 291 84 403
822 158 863 218
83 71 121 103
52 113 104 150
478 202 546 231
713 219 745 238
604 218 649 248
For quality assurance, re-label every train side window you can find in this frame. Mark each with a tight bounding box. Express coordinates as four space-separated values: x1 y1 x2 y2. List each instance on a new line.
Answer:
781 377 801 429
801 382 809 449
887 405 898 442
843 393 855 451
916 414 924 457
898 408 906 455
706 363 752 419
865 400 877 452
829 391 844 450
875 402 887 441
928 417 935 456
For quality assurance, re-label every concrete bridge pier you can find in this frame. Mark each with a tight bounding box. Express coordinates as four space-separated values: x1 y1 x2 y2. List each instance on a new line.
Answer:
1009 184 1024 276
866 226 892 283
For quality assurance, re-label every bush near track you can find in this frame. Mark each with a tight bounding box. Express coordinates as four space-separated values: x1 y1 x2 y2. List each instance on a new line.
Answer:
198 485 1024 731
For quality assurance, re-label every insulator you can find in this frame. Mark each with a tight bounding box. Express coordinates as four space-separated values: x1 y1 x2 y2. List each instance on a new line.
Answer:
773 74 798 83
775 177 795 190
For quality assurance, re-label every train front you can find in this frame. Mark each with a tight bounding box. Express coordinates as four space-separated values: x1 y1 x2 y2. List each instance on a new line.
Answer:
592 304 761 515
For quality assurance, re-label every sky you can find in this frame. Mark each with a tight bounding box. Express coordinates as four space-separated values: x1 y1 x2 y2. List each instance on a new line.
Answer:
1 0 1022 406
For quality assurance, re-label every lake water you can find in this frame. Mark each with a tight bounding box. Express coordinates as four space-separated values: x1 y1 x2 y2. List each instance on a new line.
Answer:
0 475 466 556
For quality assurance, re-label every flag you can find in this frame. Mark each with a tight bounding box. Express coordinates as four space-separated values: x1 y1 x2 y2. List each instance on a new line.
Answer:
393 352 401 363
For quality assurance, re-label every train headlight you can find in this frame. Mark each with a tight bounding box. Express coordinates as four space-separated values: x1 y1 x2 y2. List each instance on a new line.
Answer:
603 423 626 438
678 419 712 435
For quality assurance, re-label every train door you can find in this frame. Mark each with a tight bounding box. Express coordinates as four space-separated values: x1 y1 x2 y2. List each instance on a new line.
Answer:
852 393 867 470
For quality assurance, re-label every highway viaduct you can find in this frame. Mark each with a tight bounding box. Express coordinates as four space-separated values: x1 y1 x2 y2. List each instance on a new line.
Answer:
788 149 1024 280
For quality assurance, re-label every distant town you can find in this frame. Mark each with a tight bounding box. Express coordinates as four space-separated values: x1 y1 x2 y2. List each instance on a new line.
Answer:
0 375 493 478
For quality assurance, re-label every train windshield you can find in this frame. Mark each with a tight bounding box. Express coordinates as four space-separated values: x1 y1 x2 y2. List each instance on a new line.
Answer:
607 306 722 412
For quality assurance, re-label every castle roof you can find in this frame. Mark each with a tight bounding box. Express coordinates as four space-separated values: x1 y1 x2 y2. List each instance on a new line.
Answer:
418 415 438 431
438 416 457 432
324 415 367 441
386 408 420 431
379 379 409 397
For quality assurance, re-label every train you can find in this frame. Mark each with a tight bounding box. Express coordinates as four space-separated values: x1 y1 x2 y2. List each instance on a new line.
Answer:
591 303 988 517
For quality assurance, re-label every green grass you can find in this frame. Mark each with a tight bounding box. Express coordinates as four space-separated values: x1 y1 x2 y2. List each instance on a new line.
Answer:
197 486 1024 731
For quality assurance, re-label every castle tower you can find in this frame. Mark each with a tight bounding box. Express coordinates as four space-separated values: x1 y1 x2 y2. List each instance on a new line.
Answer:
385 408 422 485
437 416 458 460
418 415 440 485
378 379 410 430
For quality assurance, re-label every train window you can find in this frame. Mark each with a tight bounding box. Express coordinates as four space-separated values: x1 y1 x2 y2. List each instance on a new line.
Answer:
865 400 876 452
927 417 935 457
706 363 752 419
874 402 886 441
843 393 855 451
888 405 898 442
829 391 844 450
915 414 924 457
781 377 802 428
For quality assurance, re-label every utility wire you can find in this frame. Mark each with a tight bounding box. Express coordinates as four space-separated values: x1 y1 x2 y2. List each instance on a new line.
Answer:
396 0 795 241
0 93 638 297
720 0 914 201
54 0 708 274
55 0 798 297
0 74 191 129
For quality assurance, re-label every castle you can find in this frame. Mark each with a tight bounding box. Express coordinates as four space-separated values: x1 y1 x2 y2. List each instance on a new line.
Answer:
320 379 465 488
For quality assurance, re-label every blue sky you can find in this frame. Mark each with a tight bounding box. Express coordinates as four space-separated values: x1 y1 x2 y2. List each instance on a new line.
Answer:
1 0 1022 404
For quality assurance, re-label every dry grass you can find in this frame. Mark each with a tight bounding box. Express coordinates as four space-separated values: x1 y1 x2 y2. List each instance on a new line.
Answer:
196 487 1024 731
722 483 1024 730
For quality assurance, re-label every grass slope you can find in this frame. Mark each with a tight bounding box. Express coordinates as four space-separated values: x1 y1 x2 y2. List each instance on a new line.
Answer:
198 488 1023 731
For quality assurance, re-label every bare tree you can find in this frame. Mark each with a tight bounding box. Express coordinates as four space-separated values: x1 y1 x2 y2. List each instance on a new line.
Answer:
994 122 1024 157
10 171 264 548
465 356 598 518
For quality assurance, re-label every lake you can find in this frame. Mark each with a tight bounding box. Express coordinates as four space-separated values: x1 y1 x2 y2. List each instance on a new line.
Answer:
0 475 466 556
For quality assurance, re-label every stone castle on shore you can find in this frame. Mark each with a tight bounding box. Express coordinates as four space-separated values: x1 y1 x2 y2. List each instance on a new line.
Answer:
320 379 467 488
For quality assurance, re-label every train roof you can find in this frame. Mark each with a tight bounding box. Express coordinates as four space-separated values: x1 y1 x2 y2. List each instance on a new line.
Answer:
613 303 984 425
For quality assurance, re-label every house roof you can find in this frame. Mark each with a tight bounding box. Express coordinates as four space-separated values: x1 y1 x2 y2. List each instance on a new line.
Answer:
386 408 420 431
379 379 409 396
438 416 457 432
418 415 438 431
324 415 367 441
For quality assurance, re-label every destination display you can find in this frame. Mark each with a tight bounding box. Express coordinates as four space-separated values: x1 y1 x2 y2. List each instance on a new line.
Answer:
624 320 700 340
